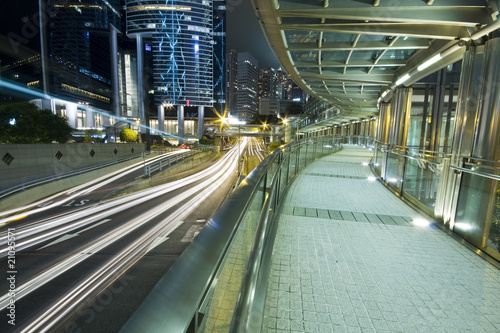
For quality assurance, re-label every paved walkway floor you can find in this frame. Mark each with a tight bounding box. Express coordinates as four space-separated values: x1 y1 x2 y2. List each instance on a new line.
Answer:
262 145 500 332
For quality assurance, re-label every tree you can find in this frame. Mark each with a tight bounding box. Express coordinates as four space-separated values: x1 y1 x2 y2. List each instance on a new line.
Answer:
84 129 103 142
0 102 73 143
120 128 138 143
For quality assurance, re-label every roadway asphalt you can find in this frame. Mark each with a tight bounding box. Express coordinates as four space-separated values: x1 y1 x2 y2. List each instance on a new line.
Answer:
0 148 240 332
0 141 267 332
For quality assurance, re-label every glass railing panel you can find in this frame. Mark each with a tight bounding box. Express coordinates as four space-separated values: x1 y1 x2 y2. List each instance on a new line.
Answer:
202 177 266 332
453 173 493 249
288 147 297 178
279 157 289 199
298 143 307 170
372 143 383 176
488 182 500 253
384 152 404 193
402 157 441 212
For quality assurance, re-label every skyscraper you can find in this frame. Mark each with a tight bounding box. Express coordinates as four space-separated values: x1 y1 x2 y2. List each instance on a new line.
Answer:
258 67 277 99
0 0 123 129
212 1 226 114
236 51 258 122
126 0 219 140
225 49 238 115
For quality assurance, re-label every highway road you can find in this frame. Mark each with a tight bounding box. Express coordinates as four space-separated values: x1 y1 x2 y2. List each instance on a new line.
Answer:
0 141 250 332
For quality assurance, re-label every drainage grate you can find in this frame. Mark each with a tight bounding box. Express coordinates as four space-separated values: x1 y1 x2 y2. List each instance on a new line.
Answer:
54 151 63 161
2 153 14 165
90 149 95 157
306 173 366 180
113 148 118 155
282 206 413 227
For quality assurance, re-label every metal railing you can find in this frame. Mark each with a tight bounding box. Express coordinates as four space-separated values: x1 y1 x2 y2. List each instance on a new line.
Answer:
143 150 199 177
120 136 342 333
372 140 448 216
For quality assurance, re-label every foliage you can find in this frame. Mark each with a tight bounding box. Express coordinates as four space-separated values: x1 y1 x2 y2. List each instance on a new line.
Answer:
0 102 73 143
120 128 138 143
84 129 102 142
199 136 214 145
268 141 283 152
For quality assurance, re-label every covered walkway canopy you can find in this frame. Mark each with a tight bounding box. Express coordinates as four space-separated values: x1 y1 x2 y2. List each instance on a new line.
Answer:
254 0 500 128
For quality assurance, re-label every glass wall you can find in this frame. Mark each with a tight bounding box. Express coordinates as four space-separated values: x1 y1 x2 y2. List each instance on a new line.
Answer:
490 183 500 253
373 39 500 262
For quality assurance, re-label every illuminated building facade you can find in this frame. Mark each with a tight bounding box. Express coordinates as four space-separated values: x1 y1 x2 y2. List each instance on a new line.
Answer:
0 0 124 130
236 51 258 122
225 49 238 115
126 1 216 140
212 0 226 114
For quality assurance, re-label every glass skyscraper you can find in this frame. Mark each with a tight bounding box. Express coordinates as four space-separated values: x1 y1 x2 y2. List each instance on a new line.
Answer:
0 0 124 128
212 0 226 114
126 1 213 107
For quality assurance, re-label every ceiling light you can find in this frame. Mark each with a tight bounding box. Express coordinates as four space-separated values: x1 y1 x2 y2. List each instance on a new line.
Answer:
418 54 442 71
395 73 411 86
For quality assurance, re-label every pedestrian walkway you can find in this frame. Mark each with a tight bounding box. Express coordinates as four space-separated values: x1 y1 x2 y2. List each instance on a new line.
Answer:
262 145 500 332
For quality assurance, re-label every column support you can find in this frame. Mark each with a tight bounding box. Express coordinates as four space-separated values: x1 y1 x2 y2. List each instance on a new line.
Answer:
136 35 145 132
198 106 204 140
158 105 164 132
178 105 184 144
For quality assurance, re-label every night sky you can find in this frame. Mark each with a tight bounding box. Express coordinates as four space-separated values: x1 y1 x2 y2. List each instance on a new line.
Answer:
226 0 281 69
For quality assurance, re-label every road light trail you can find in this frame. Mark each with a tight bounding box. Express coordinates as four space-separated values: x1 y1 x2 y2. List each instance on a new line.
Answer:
0 142 242 317
0 147 235 256
20 150 239 332
0 150 188 222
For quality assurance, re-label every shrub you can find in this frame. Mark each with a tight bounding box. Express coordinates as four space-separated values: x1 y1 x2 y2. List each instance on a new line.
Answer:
120 129 138 143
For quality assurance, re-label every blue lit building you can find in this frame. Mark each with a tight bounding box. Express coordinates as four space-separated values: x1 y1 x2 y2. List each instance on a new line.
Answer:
126 0 219 141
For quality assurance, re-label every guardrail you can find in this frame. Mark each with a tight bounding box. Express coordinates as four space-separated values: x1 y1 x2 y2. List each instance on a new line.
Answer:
143 150 198 177
120 136 342 333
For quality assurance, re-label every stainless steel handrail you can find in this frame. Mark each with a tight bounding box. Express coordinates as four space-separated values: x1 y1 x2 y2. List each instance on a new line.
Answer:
229 154 282 332
119 147 281 333
120 137 342 333
451 166 500 181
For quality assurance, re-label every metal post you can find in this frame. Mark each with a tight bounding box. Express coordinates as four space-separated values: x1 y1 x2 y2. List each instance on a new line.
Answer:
136 35 145 130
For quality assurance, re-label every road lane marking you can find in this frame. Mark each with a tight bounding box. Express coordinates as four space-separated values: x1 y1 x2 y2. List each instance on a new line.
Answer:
36 219 111 251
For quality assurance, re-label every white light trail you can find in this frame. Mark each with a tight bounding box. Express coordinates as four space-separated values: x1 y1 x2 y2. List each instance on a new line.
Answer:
0 141 244 320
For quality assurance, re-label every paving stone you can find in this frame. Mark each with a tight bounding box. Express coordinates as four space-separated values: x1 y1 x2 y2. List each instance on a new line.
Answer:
262 145 500 333
328 210 343 220
306 208 317 217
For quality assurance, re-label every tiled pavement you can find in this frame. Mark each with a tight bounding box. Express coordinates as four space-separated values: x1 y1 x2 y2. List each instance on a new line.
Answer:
262 145 500 332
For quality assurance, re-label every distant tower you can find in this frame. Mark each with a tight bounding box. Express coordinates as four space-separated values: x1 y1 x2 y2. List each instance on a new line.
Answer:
226 49 238 115
259 67 277 99
236 51 258 122
213 1 226 115
126 1 214 140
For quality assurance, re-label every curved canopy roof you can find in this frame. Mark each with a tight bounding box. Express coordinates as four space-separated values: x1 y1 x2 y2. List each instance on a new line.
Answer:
254 0 500 127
